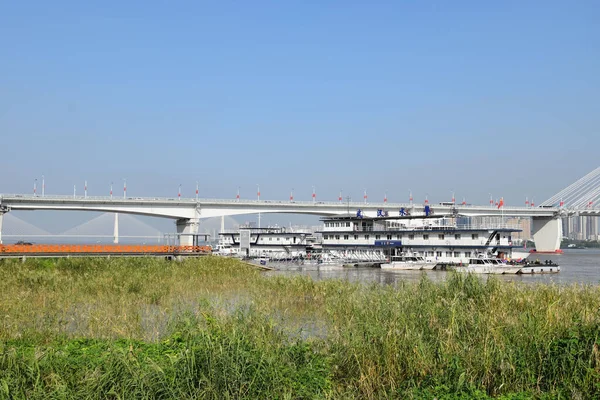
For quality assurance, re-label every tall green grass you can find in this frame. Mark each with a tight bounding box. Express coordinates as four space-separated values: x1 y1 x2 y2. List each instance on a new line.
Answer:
0 257 598 398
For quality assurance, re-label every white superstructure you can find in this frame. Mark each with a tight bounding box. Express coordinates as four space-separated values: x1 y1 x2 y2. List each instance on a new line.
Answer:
319 212 522 265
217 225 315 259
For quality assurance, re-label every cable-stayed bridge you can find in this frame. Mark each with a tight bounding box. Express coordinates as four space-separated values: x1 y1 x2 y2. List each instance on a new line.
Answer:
1 167 599 252
541 167 600 215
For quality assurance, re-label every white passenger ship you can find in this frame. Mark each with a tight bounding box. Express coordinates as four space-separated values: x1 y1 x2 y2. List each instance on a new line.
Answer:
319 212 522 265
216 225 315 260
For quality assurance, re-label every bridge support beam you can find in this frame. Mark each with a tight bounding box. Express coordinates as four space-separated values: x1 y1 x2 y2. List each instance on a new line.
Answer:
0 212 4 244
532 216 562 252
176 218 199 246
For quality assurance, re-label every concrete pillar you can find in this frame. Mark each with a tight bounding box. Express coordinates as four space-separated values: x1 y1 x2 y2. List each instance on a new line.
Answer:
176 218 199 246
0 212 4 244
113 213 119 244
568 216 574 239
580 216 586 240
532 216 562 252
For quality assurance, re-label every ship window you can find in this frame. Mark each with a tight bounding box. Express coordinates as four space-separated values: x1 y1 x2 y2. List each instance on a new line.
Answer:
269 238 272 241
409 234 414 240
454 252 461 257
346 222 351 227
472 234 478 240
465 252 471 258
354 235 358 240
428 251 435 256
344 235 349 240
323 235 328 240
436 251 442 257
397 234 402 240
455 234 461 240
375 235 381 240
439 234 445 240
387 235 392 240
446 251 452 257
335 235 340 240
277 237 280 241
364 235 370 240
423 234 429 240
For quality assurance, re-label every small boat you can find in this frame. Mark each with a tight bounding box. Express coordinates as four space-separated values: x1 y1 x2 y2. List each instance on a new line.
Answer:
381 254 437 270
518 259 560 274
455 257 522 274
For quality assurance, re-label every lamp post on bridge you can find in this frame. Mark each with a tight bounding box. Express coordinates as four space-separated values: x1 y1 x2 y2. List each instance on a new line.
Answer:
33 179 37 197
110 182 113 199
257 184 261 228
123 179 127 199
42 175 45 197
196 181 199 201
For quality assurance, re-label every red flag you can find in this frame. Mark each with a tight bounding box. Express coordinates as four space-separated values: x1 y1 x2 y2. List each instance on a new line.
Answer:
498 198 504 209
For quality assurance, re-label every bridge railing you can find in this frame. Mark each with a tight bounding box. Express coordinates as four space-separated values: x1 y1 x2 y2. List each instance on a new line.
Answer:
0 194 561 211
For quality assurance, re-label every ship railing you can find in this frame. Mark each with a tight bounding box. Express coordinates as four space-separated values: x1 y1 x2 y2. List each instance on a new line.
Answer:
349 223 521 232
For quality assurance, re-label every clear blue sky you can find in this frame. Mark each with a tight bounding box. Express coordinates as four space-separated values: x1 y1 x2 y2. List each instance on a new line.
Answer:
1 0 599 208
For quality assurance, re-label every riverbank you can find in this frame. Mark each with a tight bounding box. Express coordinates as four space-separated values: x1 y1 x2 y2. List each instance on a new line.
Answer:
0 257 599 398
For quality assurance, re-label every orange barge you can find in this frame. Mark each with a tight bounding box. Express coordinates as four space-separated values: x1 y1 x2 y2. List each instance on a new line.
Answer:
0 244 212 256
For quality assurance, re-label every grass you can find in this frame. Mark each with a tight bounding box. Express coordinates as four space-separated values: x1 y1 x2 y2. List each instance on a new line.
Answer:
0 256 599 399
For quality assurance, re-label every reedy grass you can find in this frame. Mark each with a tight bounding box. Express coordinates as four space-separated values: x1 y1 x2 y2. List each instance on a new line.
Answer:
0 256 599 398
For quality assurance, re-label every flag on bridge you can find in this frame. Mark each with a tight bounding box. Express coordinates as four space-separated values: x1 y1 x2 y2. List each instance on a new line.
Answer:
498 198 504 209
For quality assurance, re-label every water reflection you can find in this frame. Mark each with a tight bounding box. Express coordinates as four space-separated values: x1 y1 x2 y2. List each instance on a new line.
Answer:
264 249 600 285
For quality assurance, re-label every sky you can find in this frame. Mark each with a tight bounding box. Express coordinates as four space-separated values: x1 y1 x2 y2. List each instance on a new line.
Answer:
1 1 599 232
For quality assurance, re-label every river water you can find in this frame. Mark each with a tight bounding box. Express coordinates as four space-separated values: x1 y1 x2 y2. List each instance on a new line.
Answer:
264 249 600 285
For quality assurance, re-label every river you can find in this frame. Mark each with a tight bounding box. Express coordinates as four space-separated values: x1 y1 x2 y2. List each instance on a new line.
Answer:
264 249 600 285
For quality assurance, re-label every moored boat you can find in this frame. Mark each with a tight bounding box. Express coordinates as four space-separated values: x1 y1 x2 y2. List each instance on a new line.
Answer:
381 254 437 270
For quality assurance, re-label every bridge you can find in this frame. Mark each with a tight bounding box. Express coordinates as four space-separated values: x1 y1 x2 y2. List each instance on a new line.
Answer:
1 167 599 252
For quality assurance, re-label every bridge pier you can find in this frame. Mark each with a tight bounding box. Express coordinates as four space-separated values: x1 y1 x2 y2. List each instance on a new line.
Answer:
0 211 4 244
113 213 119 244
532 216 562 252
176 218 199 246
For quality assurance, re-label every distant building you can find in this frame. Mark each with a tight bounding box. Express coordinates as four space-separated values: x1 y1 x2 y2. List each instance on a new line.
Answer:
503 217 531 242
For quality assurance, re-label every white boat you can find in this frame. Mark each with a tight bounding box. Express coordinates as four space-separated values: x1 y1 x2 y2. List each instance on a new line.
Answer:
217 225 315 260
518 264 560 274
381 254 437 270
319 211 525 266
455 257 522 274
